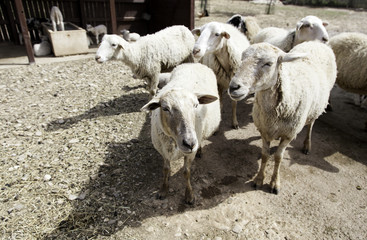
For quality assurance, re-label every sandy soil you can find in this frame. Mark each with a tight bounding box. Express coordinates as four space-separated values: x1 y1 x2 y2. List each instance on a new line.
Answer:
1 0 366 239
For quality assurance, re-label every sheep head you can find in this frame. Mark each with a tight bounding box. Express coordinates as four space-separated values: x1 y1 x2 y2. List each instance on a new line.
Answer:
295 15 329 44
141 89 217 154
228 42 306 101
95 34 127 63
192 22 231 59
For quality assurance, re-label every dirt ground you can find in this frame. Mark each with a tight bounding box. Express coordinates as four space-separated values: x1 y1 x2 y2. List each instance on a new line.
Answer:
1 0 367 239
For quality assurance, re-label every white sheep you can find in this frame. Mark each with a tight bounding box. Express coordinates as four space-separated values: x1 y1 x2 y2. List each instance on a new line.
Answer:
228 41 337 194
227 14 261 41
192 21 250 129
328 32 367 129
252 15 329 52
50 6 64 32
141 63 221 204
95 25 195 96
328 32 367 94
33 36 52 57
86 24 107 45
120 29 141 42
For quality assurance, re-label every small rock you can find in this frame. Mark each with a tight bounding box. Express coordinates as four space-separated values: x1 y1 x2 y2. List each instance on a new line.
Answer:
232 224 242 234
68 194 78 200
35 131 42 136
69 138 79 144
108 219 117 224
43 174 52 181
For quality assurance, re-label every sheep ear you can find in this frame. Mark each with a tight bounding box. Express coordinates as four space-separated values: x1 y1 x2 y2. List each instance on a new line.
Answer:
322 21 329 27
278 52 308 63
196 94 218 104
192 28 201 36
227 15 242 27
221 32 230 39
140 98 161 112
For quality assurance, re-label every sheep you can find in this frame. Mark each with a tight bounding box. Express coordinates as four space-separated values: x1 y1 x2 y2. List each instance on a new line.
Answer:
192 21 250 129
86 24 107 45
328 32 367 94
50 6 64 32
33 36 52 57
328 32 367 129
95 25 195 96
252 15 329 52
228 41 337 194
227 14 261 41
140 63 221 204
120 29 141 42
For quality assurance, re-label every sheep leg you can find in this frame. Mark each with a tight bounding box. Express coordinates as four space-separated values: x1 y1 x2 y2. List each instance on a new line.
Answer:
184 154 195 204
157 157 171 200
270 137 291 194
52 21 57 32
218 85 224 109
149 74 159 97
253 137 270 189
232 100 239 129
60 22 64 31
302 120 315 155
96 33 99 45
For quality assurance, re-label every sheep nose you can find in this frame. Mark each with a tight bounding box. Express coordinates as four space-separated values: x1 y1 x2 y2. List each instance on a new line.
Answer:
229 83 241 93
182 139 195 150
322 37 329 42
95 55 101 61
193 48 200 55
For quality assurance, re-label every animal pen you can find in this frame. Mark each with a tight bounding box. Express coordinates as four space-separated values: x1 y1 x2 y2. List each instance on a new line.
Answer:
0 0 194 63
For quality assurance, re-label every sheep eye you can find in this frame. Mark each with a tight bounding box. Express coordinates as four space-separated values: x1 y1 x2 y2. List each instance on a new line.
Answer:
111 43 117 47
263 62 272 67
162 107 170 112
322 37 328 42
194 103 198 109
215 33 220 37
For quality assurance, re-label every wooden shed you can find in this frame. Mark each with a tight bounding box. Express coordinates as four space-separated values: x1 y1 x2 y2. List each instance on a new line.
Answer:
0 0 194 63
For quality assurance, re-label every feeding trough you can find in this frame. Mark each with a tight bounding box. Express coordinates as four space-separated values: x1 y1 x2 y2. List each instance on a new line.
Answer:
42 22 88 57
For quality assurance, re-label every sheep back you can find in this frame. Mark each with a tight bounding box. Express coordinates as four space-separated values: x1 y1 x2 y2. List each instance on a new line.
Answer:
252 27 295 52
127 25 195 79
329 32 367 94
253 41 336 141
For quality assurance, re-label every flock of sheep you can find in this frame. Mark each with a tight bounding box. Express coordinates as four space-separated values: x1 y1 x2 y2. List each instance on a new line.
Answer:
94 14 366 204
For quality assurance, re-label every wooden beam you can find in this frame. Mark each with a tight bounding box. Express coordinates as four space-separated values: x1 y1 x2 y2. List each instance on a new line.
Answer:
109 0 117 34
14 0 35 64
190 0 194 30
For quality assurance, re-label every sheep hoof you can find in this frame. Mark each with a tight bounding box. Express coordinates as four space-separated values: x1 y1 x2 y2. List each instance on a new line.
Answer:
195 148 202 158
156 189 168 200
302 148 310 155
185 196 196 205
233 123 239 129
185 189 195 205
271 187 279 195
251 181 260 190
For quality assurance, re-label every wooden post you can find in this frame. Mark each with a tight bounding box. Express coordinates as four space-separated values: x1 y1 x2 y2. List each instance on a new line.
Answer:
14 0 35 64
80 0 86 29
190 0 194 30
109 0 117 34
